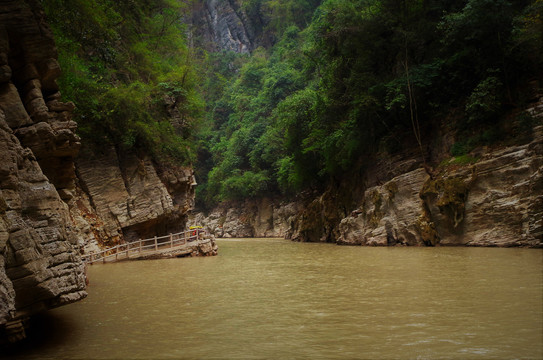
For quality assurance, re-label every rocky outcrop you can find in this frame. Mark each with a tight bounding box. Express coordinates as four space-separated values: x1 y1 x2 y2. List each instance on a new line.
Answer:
190 0 265 53
74 149 197 249
254 153 427 244
426 129 542 247
1 0 204 343
189 197 302 238
0 0 86 342
338 120 543 247
197 100 542 248
337 168 430 246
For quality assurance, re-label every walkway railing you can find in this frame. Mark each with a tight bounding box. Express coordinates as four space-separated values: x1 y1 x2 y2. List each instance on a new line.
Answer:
82 229 206 264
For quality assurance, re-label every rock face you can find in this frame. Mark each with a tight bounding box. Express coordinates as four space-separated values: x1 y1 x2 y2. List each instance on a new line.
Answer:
337 168 430 246
189 197 302 238
74 150 197 248
0 0 204 343
427 129 542 247
190 0 265 53
196 100 543 248
0 0 86 342
335 112 542 248
337 121 542 247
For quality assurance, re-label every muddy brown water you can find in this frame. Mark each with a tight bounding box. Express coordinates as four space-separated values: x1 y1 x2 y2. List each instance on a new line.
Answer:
6 238 543 359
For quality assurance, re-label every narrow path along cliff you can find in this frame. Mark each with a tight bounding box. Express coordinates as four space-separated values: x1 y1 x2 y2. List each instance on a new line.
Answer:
0 0 215 344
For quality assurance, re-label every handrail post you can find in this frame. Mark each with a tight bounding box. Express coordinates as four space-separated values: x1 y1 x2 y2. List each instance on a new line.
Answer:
170 233 173 248
126 243 129 259
115 245 118 261
154 236 158 251
139 239 142 254
184 230 187 244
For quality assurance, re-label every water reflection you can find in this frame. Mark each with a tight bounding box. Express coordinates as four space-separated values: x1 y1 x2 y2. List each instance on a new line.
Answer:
3 312 77 359
5 239 543 359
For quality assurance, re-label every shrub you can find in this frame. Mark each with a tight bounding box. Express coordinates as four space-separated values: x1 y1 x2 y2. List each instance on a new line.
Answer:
465 75 503 124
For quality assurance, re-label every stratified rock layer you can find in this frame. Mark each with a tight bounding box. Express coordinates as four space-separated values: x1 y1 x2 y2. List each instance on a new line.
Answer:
338 168 430 246
189 197 302 238
336 117 542 248
195 103 543 248
74 150 197 249
0 0 86 342
190 0 265 53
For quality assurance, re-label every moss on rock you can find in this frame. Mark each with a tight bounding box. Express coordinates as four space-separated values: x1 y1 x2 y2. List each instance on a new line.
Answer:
421 176 470 229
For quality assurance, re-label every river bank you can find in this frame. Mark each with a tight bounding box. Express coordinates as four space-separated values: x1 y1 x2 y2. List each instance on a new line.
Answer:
190 114 543 248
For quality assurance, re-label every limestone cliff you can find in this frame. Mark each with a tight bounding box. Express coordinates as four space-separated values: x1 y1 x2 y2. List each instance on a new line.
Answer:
74 149 197 252
0 0 206 343
189 197 302 238
193 98 543 248
190 0 265 53
0 0 86 342
336 101 542 248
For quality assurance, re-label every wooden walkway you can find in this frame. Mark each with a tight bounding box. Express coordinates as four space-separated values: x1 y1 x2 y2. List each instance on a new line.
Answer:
82 229 207 264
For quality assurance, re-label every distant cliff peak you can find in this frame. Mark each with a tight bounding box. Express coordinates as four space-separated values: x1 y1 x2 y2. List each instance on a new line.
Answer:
191 0 265 54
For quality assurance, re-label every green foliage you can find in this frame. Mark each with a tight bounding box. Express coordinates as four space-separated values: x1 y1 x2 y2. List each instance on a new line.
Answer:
465 74 504 124
450 126 506 157
222 171 271 200
43 0 203 165
48 0 540 208
237 0 321 45
450 141 471 157
512 0 543 71
444 154 479 166
197 0 540 207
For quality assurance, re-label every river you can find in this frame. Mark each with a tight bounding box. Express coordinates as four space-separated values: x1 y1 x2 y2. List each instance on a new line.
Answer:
5 238 543 359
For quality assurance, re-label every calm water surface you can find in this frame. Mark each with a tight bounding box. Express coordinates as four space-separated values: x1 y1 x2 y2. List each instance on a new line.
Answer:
7 239 543 359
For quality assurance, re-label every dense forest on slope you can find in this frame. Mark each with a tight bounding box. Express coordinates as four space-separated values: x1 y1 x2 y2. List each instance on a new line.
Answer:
197 0 542 208
42 0 203 164
43 0 542 210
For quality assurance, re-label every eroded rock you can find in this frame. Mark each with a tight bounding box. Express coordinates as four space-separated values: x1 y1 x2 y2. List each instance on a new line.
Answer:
75 149 197 247
189 197 301 238
338 168 430 246
196 104 542 248
0 0 86 342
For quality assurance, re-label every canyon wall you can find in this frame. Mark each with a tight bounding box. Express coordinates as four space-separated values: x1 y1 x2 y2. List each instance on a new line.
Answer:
73 150 197 253
0 0 86 342
189 197 302 238
1 0 204 343
337 123 542 247
192 98 543 248
190 0 266 53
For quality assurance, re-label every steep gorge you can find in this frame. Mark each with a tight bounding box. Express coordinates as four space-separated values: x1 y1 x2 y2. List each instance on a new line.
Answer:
191 95 543 248
1 0 542 346
0 0 86 342
188 0 542 249
0 0 205 343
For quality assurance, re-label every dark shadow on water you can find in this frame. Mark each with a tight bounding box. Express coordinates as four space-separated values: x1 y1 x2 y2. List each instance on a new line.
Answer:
1 311 77 359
